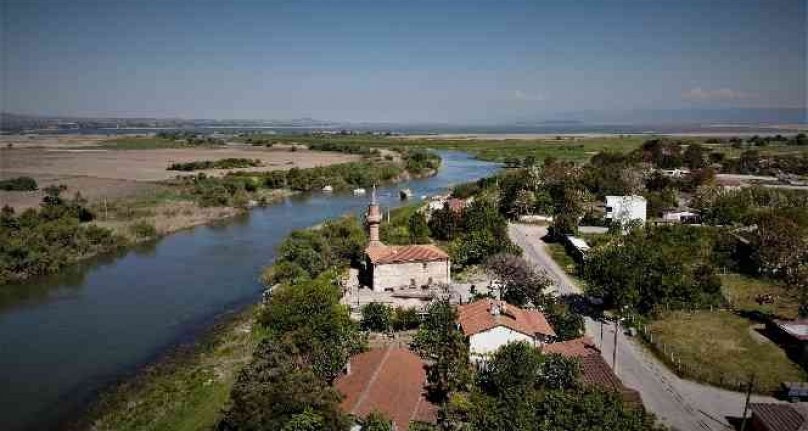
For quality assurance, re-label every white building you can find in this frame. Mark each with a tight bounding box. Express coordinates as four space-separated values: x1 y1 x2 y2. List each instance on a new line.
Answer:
662 210 700 224
604 195 647 226
457 299 555 363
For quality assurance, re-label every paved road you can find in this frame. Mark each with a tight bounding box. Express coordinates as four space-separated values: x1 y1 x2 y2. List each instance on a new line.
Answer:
509 223 779 431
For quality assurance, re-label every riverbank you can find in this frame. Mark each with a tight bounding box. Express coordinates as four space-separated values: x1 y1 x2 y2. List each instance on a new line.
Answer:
74 305 261 431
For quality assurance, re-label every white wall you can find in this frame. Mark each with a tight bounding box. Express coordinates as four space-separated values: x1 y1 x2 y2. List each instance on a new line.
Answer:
468 326 537 359
372 260 450 291
605 196 647 225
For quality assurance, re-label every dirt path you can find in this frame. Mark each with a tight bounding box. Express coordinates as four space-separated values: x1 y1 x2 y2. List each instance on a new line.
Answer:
509 223 780 431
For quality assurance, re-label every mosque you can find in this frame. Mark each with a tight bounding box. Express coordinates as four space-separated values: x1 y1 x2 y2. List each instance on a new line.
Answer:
361 187 451 291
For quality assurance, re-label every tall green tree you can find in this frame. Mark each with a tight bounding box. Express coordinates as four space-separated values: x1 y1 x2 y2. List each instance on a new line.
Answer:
411 300 471 401
408 211 432 244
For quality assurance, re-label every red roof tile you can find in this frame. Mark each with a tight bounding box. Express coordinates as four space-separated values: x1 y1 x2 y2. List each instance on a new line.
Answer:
335 347 437 429
366 244 449 264
447 198 465 213
543 337 643 407
457 299 555 338
750 403 808 431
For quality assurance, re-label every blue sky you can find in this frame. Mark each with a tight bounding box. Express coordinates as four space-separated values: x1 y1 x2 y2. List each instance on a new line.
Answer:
1 0 805 122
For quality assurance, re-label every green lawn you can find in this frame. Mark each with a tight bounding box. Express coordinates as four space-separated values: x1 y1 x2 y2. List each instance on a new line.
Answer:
85 308 261 431
648 310 806 393
545 243 577 275
721 273 800 319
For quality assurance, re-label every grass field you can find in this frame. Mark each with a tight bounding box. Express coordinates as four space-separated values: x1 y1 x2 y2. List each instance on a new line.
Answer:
85 307 262 431
97 136 188 149
648 310 806 393
262 134 648 163
721 273 800 320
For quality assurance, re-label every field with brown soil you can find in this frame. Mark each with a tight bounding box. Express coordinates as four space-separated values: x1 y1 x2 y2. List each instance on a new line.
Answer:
0 135 359 210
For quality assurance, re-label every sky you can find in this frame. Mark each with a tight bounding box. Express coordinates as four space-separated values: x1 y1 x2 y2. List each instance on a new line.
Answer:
1 0 806 123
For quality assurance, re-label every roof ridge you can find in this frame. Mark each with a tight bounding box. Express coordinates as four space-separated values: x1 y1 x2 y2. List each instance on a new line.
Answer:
350 346 393 415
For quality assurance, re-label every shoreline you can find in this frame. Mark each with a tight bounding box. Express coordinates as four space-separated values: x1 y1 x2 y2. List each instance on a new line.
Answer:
65 302 260 431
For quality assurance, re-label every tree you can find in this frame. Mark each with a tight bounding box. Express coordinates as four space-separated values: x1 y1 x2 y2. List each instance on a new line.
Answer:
392 307 421 331
361 411 394 431
411 300 471 401
545 301 585 341
281 408 327 431
479 342 579 396
584 226 724 314
484 253 552 307
258 272 364 383
428 205 462 240
408 212 432 244
361 302 393 332
683 143 706 169
220 339 350 431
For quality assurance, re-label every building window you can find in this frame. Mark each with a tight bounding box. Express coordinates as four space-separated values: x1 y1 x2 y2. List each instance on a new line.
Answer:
428 277 433 285
422 262 428 270
410 278 416 288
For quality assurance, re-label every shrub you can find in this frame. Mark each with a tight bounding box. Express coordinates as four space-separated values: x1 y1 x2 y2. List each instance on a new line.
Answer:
0 176 38 191
361 302 393 332
392 307 421 331
128 221 157 238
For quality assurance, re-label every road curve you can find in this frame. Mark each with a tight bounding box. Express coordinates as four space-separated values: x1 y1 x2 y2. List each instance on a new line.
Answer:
509 223 779 431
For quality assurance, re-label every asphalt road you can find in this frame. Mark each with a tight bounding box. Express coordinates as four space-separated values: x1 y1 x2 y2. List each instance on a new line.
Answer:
509 223 779 431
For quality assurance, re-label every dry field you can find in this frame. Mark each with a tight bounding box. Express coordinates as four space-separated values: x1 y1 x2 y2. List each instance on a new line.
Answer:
0 135 359 210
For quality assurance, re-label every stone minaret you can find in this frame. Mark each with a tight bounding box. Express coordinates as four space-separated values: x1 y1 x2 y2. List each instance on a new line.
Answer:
366 185 383 246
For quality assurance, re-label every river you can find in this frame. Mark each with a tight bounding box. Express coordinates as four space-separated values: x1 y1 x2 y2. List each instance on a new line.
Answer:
0 151 499 431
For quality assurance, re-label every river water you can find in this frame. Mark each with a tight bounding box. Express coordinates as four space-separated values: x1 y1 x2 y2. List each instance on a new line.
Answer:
0 151 499 431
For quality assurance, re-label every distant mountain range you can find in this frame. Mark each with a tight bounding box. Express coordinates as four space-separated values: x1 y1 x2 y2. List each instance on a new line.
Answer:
2 107 805 133
0 113 339 132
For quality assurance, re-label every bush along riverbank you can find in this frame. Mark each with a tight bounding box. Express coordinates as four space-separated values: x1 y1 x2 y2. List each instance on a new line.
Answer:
0 186 126 285
0 151 442 286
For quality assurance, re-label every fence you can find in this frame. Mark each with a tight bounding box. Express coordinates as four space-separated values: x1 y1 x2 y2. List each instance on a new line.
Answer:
637 318 753 393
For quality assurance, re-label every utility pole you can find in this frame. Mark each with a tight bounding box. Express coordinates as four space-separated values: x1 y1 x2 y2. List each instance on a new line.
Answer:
740 374 755 431
600 319 604 347
612 318 619 373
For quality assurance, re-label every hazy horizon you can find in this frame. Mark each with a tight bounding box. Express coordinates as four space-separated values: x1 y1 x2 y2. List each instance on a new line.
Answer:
2 0 806 123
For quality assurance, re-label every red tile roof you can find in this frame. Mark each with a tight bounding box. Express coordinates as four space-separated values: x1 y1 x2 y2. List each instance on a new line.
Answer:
543 337 643 407
456 299 556 338
447 198 465 213
366 244 449 264
750 403 808 431
335 347 437 429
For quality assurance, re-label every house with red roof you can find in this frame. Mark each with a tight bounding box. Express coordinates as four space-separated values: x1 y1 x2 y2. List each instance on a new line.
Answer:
334 347 437 430
543 337 643 407
363 187 450 291
456 298 555 362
